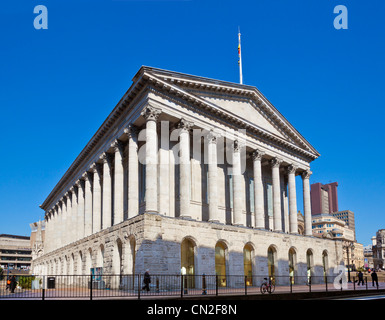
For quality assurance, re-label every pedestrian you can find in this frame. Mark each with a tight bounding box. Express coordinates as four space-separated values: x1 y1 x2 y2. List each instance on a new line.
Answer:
142 269 151 292
371 270 378 288
357 270 364 286
10 275 17 293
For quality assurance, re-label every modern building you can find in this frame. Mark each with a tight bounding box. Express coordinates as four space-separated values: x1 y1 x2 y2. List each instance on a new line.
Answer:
311 213 354 241
0 234 32 273
32 66 344 283
331 210 356 241
310 182 339 215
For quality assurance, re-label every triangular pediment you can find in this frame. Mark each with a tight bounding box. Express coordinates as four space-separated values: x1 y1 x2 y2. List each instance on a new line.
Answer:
139 67 319 159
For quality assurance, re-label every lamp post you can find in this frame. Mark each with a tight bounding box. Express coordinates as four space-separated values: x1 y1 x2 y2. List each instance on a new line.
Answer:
343 241 355 283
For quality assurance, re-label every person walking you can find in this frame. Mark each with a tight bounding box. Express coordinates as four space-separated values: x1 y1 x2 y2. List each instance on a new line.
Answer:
357 270 364 286
142 269 151 292
10 275 17 293
371 270 379 288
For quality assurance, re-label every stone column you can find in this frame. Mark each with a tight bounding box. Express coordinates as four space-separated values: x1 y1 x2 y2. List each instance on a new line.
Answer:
302 170 312 236
91 163 102 233
62 196 68 246
69 186 78 244
177 118 193 219
270 157 283 232
207 130 220 222
83 171 93 237
287 164 298 234
124 125 139 219
251 149 265 229
65 192 72 245
112 139 125 225
100 152 113 229
232 140 243 226
56 201 63 249
141 105 161 214
75 179 85 241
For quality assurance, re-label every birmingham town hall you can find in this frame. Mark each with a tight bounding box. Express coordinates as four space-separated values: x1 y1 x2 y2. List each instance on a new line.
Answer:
32 67 343 287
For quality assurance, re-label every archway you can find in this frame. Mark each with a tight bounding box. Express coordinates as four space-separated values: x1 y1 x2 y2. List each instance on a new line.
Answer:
267 246 277 279
243 244 253 285
306 249 314 283
288 247 297 284
181 237 196 288
215 241 227 287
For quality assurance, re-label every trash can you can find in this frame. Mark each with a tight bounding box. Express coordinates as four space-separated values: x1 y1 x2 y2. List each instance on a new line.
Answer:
47 277 55 289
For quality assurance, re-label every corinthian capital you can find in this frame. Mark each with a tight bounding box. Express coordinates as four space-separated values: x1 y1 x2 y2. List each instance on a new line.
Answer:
251 149 265 161
141 105 161 121
176 118 194 132
301 170 312 179
270 157 283 168
124 125 138 138
111 139 125 153
287 164 298 174
206 129 220 144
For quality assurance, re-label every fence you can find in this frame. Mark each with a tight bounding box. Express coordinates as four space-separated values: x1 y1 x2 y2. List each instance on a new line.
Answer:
0 274 383 300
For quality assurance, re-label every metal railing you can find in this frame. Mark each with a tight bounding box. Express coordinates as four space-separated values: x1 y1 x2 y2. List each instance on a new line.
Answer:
0 274 383 300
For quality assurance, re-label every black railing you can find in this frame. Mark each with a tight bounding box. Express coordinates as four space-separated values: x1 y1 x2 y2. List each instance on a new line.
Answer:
0 274 383 300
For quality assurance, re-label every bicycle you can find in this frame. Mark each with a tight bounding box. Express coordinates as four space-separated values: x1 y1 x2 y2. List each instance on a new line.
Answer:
260 277 275 294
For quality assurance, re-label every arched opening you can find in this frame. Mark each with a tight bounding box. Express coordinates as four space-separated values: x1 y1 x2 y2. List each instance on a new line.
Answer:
215 241 227 287
97 245 104 271
243 244 253 286
306 249 314 282
322 250 329 281
181 237 196 288
267 246 277 279
112 238 123 275
85 248 92 275
288 247 297 284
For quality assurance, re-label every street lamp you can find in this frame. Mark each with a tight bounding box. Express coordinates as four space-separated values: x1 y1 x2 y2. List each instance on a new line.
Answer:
343 241 355 283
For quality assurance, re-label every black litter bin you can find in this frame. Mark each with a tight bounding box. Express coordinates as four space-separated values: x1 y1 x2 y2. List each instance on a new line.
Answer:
47 277 55 289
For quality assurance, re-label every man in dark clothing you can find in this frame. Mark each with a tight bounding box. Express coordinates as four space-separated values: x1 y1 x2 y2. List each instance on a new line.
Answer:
10 275 17 293
142 269 151 292
357 270 364 286
371 270 378 288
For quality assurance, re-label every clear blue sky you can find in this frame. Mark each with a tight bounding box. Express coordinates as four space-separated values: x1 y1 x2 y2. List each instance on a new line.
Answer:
0 0 384 246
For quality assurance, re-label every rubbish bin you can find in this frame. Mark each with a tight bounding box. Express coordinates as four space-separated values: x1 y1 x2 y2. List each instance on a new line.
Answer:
47 277 55 289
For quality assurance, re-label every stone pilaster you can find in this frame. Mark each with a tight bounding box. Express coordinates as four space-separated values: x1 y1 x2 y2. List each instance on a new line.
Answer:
75 179 85 241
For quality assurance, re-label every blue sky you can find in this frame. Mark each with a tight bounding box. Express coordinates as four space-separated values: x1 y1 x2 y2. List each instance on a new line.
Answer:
0 0 384 246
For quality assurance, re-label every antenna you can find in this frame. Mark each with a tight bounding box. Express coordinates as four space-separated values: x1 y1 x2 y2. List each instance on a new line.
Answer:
238 27 243 84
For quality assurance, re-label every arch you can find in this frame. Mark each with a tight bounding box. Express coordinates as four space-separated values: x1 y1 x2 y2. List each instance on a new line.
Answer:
112 238 123 275
85 248 92 275
97 244 105 270
322 250 329 280
215 241 228 287
267 245 277 278
243 243 254 286
77 251 83 275
123 236 136 275
181 237 196 288
288 247 297 284
306 249 314 280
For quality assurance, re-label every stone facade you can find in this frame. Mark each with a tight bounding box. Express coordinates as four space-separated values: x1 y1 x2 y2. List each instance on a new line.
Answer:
32 66 344 278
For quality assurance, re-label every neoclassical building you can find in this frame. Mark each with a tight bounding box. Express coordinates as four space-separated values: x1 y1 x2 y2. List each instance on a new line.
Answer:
32 66 343 282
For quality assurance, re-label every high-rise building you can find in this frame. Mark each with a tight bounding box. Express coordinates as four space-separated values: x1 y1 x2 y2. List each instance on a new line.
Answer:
310 182 339 215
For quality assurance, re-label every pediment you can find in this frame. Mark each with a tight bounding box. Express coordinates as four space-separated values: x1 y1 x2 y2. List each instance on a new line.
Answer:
139 67 320 160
